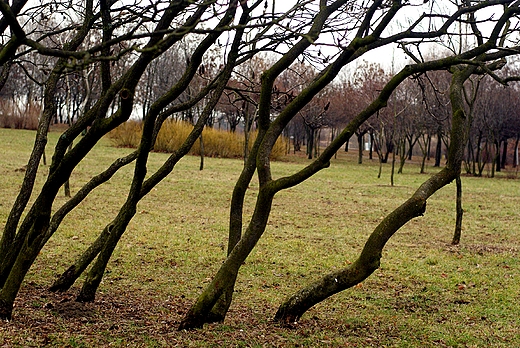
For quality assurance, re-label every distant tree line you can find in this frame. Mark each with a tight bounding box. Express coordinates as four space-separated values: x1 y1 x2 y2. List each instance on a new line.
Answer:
2 39 518 178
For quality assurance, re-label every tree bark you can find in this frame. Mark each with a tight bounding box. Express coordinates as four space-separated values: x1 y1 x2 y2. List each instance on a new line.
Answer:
199 134 204 171
357 132 363 164
178 1 520 328
204 129 266 323
501 139 508 169
307 126 314 159
514 135 519 167
74 2 244 302
391 144 396 186
434 129 442 167
49 223 112 292
0 0 196 319
179 188 275 330
452 175 463 245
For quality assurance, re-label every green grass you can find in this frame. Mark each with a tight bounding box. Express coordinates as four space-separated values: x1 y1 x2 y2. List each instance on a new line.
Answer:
0 127 519 347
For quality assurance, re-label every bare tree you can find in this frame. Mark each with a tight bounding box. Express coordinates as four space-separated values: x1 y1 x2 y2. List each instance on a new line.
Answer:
0 0 275 320
179 0 520 329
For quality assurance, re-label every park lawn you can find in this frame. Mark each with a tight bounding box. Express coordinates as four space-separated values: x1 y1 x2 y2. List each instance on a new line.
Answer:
0 127 519 347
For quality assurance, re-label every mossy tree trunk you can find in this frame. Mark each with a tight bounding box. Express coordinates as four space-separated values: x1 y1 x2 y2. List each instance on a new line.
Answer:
452 175 463 245
75 1 246 302
0 4 101 318
273 63 482 324
179 0 371 328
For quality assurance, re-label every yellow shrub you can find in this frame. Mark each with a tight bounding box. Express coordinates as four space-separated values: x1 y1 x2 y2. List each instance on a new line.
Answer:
109 120 287 160
108 120 142 148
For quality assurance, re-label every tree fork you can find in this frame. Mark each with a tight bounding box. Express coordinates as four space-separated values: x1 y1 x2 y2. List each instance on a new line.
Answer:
178 188 275 330
74 0 246 303
76 220 128 302
203 129 267 323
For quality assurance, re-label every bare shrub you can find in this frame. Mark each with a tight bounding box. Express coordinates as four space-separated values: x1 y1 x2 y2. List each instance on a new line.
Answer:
109 119 287 160
0 99 40 130
154 120 192 153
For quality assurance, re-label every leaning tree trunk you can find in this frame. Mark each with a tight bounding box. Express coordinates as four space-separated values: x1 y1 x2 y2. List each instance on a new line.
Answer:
0 0 199 319
49 152 138 292
177 0 355 327
50 224 112 292
274 64 475 324
74 4 245 302
178 188 275 330
203 129 266 323
76 211 134 302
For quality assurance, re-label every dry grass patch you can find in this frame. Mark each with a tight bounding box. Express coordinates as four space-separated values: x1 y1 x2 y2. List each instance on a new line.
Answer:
109 120 287 160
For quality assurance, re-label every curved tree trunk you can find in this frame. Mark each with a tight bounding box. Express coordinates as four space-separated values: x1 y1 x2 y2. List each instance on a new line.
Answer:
178 188 275 330
0 0 210 319
204 130 266 323
49 152 138 291
178 0 516 327
273 64 475 325
49 224 111 292
76 212 133 302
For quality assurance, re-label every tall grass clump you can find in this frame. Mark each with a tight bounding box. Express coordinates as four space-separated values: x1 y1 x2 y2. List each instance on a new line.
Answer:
109 119 287 160
107 120 142 148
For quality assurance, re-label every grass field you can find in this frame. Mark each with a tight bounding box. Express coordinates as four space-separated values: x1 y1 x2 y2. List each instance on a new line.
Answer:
0 127 519 347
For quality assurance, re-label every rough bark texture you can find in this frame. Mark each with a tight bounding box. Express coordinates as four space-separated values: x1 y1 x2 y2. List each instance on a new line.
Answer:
0 0 193 319
177 5 519 325
49 224 112 292
178 189 275 330
205 131 264 322
178 0 361 328
48 152 138 291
